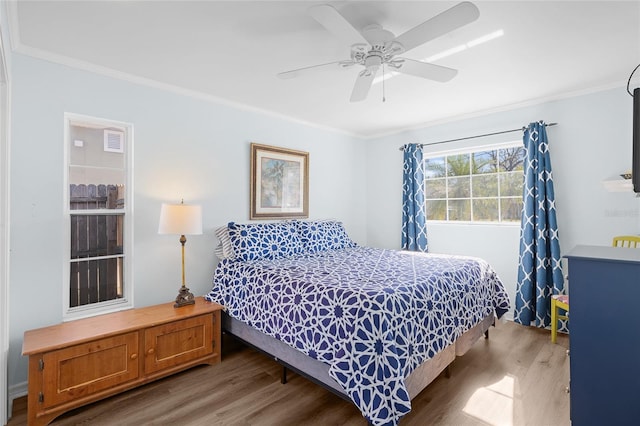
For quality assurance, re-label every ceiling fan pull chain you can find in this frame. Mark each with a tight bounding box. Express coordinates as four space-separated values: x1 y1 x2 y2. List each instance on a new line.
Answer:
382 65 386 102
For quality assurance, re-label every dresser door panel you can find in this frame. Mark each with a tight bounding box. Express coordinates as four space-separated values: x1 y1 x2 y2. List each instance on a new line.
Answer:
41 332 139 408
144 314 212 374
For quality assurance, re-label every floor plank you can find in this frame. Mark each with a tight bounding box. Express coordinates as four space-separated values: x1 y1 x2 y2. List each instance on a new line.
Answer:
8 320 570 425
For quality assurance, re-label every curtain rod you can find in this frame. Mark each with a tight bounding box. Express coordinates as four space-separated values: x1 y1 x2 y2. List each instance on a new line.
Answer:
398 122 558 150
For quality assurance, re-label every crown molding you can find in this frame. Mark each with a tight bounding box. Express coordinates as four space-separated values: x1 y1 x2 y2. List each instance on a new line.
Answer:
6 0 363 141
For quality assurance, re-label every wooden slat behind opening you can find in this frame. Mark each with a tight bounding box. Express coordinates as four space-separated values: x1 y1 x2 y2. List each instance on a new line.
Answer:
69 184 123 307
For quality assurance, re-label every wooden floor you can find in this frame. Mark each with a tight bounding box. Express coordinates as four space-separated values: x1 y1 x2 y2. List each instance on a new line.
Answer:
8 320 570 426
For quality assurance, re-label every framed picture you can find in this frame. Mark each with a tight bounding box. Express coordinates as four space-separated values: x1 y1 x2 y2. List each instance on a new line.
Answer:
250 143 309 220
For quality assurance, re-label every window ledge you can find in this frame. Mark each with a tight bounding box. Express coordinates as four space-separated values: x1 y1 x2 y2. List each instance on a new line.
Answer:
426 220 520 227
64 299 133 322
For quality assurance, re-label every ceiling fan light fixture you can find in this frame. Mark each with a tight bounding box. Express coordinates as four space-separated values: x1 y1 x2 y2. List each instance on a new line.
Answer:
365 55 383 68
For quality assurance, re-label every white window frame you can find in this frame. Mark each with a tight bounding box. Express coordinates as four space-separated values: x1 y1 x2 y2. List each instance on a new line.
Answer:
424 140 523 225
63 113 134 320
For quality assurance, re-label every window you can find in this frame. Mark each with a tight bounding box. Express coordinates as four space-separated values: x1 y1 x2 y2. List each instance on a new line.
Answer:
64 114 133 318
424 143 524 223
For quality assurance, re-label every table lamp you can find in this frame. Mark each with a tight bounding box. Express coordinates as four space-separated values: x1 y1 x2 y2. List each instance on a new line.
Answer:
158 200 203 307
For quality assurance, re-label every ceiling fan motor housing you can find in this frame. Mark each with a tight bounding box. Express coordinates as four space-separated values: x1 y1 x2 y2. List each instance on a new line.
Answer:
351 41 404 67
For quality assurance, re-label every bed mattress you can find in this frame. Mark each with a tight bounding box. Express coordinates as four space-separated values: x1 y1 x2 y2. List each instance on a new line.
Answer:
206 246 509 425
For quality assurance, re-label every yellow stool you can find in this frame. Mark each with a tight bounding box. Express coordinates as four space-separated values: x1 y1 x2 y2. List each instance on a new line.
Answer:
551 294 569 344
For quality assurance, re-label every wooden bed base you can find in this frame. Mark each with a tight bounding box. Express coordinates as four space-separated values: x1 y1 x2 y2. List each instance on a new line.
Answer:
222 312 495 402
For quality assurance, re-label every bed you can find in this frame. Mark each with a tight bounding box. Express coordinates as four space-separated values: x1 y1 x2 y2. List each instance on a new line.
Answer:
205 220 510 426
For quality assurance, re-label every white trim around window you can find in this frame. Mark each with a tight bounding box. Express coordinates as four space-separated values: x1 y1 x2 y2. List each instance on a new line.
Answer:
62 113 134 321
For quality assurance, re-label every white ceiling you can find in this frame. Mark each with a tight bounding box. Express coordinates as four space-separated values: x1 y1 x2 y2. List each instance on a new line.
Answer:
8 0 640 138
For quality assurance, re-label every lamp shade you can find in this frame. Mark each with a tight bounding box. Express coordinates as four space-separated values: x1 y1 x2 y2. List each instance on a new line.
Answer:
158 203 203 235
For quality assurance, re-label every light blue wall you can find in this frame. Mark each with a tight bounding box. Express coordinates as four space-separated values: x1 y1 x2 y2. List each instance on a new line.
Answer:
8 53 367 387
365 87 640 316
8 51 640 392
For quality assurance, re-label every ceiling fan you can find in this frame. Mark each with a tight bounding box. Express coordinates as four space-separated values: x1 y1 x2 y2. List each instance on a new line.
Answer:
277 2 480 102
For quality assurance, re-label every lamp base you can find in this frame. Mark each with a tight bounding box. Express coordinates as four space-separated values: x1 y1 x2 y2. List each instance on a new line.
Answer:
174 286 196 308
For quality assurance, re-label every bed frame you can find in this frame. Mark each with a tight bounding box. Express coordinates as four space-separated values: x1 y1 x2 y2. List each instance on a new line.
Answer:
222 312 495 403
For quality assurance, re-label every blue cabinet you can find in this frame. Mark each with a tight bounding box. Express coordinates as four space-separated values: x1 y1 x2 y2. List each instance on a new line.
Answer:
565 245 640 426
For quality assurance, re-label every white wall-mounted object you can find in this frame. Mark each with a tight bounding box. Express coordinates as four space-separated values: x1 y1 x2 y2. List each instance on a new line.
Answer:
103 129 124 153
602 176 633 192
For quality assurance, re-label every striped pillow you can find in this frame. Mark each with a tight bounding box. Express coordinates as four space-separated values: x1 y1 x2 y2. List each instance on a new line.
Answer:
214 226 235 260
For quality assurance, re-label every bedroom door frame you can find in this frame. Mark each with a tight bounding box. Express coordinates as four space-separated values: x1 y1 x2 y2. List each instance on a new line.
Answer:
0 17 9 425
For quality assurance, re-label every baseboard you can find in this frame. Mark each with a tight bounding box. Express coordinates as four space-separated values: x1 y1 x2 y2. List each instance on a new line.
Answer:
7 381 27 419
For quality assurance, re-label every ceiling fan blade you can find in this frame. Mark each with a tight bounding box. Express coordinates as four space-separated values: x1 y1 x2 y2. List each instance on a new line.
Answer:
277 60 354 79
395 58 458 82
350 66 379 102
395 1 480 53
309 4 368 46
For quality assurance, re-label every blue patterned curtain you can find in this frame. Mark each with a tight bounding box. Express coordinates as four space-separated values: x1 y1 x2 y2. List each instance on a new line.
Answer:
514 121 565 328
402 144 428 252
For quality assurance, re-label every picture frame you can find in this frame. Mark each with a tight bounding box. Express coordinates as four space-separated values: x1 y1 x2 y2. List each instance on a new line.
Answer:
250 143 309 220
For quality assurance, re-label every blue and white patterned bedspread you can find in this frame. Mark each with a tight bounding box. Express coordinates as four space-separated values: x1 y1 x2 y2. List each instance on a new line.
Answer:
205 246 510 425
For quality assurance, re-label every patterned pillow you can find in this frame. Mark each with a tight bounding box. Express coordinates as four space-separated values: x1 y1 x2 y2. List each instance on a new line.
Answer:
214 226 235 260
227 221 303 261
296 220 357 253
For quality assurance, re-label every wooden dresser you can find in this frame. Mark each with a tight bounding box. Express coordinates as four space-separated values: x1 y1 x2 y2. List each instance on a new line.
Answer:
22 298 223 426
565 245 640 425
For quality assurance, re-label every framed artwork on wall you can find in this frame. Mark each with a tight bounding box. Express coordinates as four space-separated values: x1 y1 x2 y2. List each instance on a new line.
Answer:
250 143 309 220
